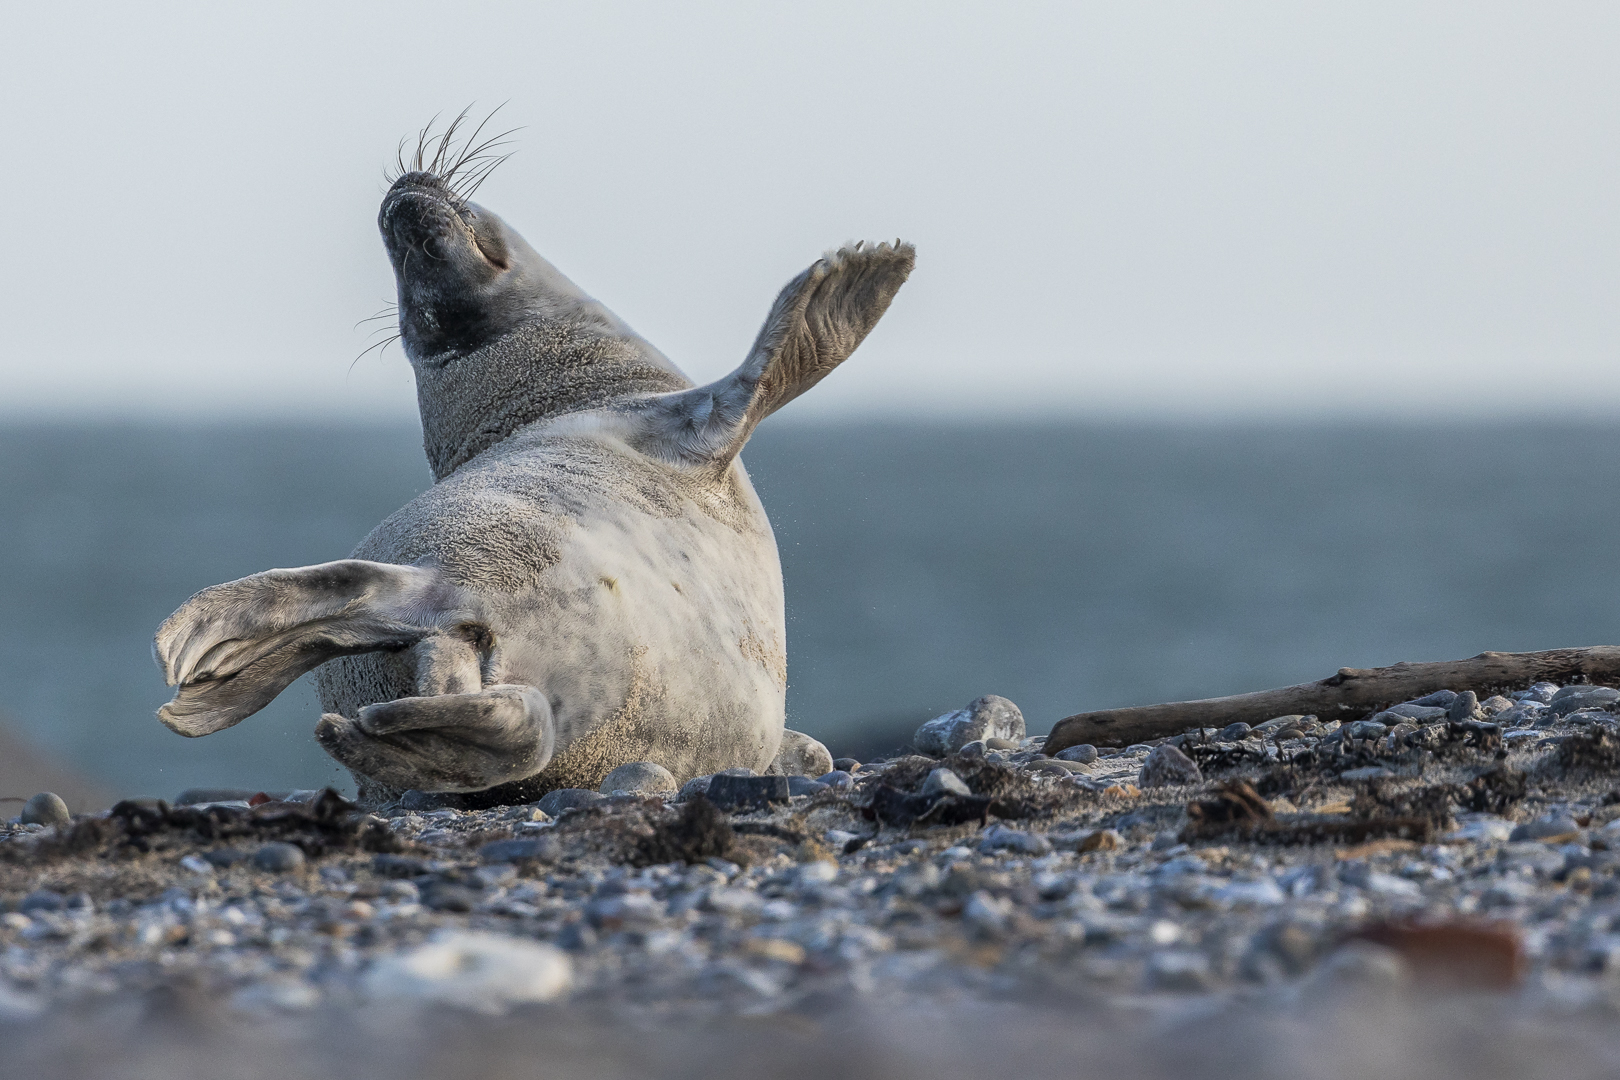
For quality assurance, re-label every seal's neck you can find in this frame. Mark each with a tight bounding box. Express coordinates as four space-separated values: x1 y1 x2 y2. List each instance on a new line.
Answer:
411 313 691 481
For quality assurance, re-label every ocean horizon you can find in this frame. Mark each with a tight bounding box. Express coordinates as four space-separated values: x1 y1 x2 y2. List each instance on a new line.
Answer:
3 415 1617 799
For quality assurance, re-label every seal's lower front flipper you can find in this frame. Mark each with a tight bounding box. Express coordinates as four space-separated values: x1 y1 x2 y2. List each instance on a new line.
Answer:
315 685 554 792
154 560 481 737
619 240 914 473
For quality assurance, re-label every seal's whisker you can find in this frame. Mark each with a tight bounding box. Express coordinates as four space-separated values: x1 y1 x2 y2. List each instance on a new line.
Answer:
441 108 516 186
349 332 402 373
453 152 515 203
408 112 443 174
428 107 474 177
354 304 398 331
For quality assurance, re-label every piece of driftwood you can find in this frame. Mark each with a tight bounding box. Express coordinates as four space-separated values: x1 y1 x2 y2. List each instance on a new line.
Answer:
1045 646 1620 753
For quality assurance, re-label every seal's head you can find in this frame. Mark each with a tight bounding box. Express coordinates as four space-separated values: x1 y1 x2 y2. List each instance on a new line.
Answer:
380 170 557 365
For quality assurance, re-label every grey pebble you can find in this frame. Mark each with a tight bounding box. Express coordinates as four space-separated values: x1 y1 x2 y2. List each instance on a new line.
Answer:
677 775 713 800
373 854 430 878
921 768 972 797
480 837 560 864
20 792 69 827
598 761 677 795
1217 722 1252 743
537 789 606 817
1138 744 1203 788
1344 720 1388 741
815 770 854 789
1448 691 1482 723
1055 744 1098 764
420 881 479 912
1509 815 1582 841
786 775 829 797
253 843 306 873
1405 690 1458 708
913 695 1026 757
1516 682 1559 704
1550 686 1620 717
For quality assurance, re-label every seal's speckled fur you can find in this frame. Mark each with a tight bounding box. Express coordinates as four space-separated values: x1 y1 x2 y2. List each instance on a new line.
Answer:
153 154 912 808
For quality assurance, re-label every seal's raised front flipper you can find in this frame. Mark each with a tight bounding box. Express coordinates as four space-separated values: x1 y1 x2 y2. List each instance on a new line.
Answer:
154 560 482 737
618 240 914 473
315 685 555 793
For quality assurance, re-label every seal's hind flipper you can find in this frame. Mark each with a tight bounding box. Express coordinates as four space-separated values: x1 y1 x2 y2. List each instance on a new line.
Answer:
153 560 481 738
315 684 555 793
621 240 914 473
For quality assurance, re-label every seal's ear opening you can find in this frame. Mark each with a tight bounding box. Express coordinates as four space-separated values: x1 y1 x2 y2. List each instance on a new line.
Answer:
618 240 915 475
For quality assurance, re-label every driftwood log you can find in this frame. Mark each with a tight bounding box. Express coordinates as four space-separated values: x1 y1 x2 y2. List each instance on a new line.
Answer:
1044 646 1620 754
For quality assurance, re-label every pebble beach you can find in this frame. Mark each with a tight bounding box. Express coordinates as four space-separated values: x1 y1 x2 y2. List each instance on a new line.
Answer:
8 682 1620 1077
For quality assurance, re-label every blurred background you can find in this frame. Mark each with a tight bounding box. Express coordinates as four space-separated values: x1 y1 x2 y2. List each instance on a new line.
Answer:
2 2 1619 802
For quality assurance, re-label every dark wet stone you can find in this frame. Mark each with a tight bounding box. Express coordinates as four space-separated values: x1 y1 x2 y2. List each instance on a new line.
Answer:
832 758 861 772
420 881 478 912
1407 690 1458 708
1055 744 1099 764
1217 723 1252 743
815 770 854 789
372 854 431 878
537 789 606 817
705 774 791 811
204 848 246 868
253 843 306 873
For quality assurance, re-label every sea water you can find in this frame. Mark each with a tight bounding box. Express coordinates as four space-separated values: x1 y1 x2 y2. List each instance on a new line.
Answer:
1 418 1616 797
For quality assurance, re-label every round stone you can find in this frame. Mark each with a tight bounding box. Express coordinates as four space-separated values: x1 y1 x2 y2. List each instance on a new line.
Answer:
921 767 972 797
831 758 861 772
598 761 678 795
1138 744 1203 788
1054 744 1098 764
253 843 306 873
19 792 69 826
1217 722 1252 743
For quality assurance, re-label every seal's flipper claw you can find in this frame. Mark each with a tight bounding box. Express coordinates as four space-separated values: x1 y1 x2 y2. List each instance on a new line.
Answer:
153 560 479 738
622 240 915 473
315 684 554 792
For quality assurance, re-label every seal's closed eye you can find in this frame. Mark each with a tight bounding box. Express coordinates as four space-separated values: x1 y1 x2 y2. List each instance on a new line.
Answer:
468 210 511 270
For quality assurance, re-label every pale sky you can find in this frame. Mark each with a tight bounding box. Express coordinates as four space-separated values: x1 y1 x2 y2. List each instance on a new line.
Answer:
4 2 1619 419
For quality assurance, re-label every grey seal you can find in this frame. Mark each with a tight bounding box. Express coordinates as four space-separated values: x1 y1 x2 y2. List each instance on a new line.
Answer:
153 139 913 808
